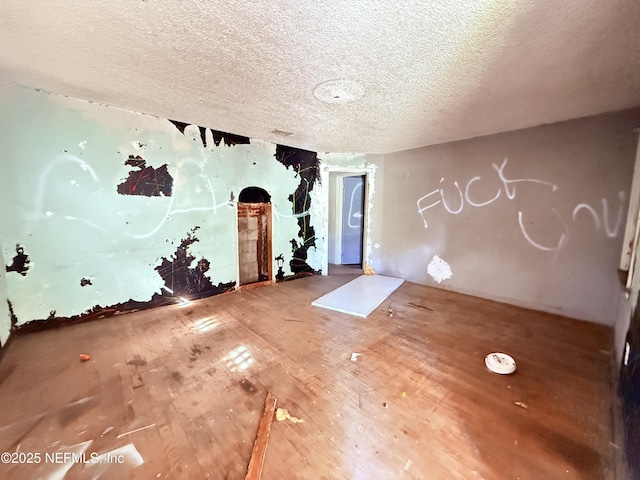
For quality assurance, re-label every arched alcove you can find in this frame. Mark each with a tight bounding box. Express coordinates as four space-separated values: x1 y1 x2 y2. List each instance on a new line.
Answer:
237 186 272 287
239 186 271 203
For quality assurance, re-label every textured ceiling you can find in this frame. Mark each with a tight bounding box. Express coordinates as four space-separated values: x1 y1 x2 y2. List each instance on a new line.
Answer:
0 1 639 154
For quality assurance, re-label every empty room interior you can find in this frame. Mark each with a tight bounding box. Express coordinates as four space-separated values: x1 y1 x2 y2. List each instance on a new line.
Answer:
1 1 640 479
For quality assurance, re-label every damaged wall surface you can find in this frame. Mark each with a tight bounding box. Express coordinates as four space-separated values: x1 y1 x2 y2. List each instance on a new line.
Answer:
0 236 11 346
374 109 640 325
0 84 332 333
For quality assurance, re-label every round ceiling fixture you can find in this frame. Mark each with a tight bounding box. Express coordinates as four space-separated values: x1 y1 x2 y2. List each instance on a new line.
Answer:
313 79 365 104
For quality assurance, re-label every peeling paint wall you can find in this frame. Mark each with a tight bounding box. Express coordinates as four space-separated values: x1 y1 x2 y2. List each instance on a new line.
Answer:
275 146 320 274
0 84 314 328
374 109 640 325
0 236 11 346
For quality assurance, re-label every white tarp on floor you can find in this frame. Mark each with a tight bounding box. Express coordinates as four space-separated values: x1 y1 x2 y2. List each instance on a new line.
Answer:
311 275 404 317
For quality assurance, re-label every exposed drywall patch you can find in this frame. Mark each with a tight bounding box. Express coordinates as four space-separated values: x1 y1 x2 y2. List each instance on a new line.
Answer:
211 130 250 147
169 119 250 147
117 155 173 197
0 243 10 346
7 300 17 331
168 120 189 134
13 226 235 333
5 245 30 276
16 298 147 333
427 255 452 283
155 226 235 297
275 145 320 273
198 126 208 147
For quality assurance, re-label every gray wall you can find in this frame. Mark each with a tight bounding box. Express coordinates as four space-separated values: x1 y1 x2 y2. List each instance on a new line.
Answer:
375 109 640 325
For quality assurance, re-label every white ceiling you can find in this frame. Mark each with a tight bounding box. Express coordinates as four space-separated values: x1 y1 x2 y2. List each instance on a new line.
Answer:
1 1 639 154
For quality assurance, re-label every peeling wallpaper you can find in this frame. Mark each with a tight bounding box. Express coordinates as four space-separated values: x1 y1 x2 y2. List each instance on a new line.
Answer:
0 236 10 346
0 85 341 334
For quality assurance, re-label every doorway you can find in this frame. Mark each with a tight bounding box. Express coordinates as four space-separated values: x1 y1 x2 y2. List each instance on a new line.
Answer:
237 187 272 288
327 173 366 275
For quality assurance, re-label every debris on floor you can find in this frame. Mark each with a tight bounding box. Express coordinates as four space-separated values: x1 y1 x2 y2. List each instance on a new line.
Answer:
78 353 91 362
117 423 157 439
275 407 304 424
387 306 394 318
132 374 144 389
358 388 372 409
350 352 361 362
484 352 516 374
401 391 407 398
407 302 434 312
245 391 278 480
382 402 389 408
513 401 528 409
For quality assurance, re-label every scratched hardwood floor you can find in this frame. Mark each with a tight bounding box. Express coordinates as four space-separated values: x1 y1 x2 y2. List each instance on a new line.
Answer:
0 275 619 479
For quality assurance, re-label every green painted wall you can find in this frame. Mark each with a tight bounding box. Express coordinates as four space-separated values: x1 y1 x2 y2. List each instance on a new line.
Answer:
0 85 328 333
0 235 10 346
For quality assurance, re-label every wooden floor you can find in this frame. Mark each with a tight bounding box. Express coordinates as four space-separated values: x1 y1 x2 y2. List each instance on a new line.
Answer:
327 263 363 275
0 275 618 479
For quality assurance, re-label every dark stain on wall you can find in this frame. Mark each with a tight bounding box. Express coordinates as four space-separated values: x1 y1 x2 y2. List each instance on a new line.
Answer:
169 120 189 134
0 301 18 354
80 278 92 287
14 229 235 334
199 126 208 147
211 130 250 147
117 155 173 197
620 291 640 479
275 145 320 274
155 226 235 297
168 119 250 147
7 300 17 331
5 245 30 276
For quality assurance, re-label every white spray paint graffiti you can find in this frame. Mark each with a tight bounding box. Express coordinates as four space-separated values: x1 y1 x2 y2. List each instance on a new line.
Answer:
416 157 626 252
33 154 99 220
35 153 311 241
439 179 464 215
417 158 557 227
572 191 626 238
517 209 569 252
491 158 558 200
348 182 364 229
465 176 501 207
427 254 452 283
33 155 236 239
273 206 310 220
131 159 230 239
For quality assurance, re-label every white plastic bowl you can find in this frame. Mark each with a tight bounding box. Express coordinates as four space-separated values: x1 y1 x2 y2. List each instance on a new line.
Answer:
485 352 516 374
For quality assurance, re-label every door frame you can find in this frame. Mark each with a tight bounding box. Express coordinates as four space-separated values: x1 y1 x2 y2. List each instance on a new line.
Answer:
236 201 274 290
320 165 375 276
